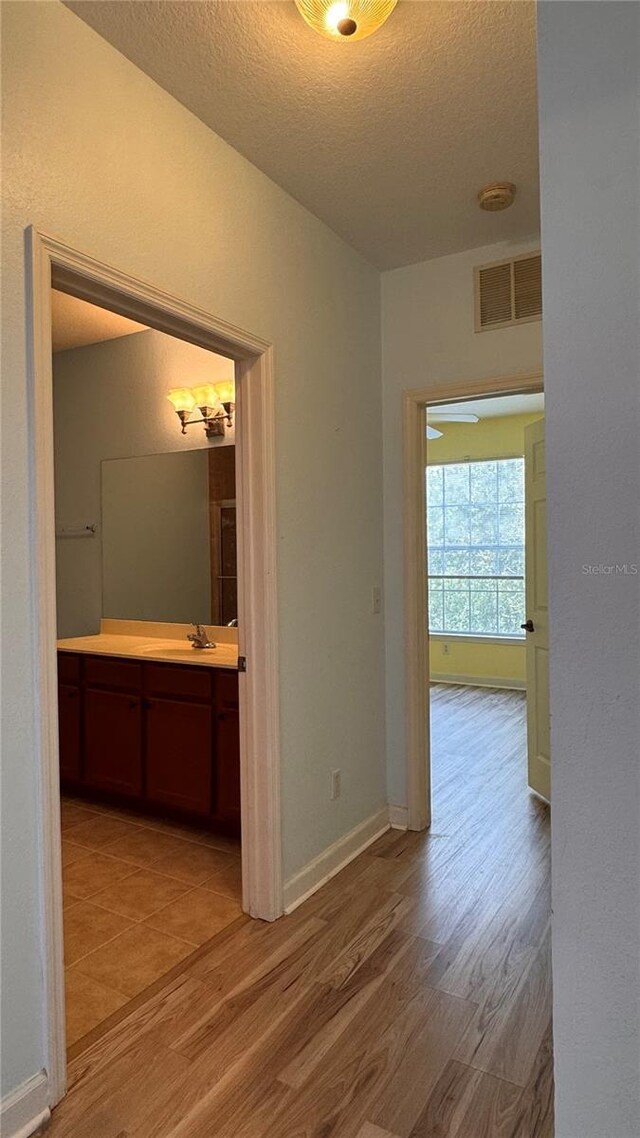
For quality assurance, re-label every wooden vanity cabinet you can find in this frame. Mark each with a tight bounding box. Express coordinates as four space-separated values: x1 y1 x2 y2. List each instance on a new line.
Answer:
84 688 143 797
57 653 82 782
145 697 212 816
58 684 82 782
83 657 143 797
215 672 241 828
57 652 240 835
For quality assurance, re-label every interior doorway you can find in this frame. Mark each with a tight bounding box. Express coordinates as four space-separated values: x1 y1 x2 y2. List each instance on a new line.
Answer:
400 374 553 1130
27 230 281 1104
52 290 249 1051
425 389 549 810
401 372 546 831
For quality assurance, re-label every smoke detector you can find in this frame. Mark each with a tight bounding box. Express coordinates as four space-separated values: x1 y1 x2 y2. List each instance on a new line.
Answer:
478 182 516 212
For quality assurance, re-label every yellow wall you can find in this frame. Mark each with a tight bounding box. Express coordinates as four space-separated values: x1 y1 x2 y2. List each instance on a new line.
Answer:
427 412 542 688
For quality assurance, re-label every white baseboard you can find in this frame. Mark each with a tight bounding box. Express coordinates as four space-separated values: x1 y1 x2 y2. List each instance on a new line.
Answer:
283 808 390 913
388 804 409 829
431 673 526 691
0 1071 50 1138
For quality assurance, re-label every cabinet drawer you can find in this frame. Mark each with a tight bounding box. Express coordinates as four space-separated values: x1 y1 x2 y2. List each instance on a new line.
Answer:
144 663 212 701
85 655 141 692
215 670 239 711
58 652 81 684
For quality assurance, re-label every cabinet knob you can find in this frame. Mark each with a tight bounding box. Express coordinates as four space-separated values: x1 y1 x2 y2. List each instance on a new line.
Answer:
129 698 139 710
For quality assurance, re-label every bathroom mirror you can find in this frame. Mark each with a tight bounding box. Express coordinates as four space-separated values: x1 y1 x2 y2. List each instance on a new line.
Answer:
101 446 237 625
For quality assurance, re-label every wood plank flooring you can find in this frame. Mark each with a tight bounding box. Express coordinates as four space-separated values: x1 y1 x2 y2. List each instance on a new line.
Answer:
49 684 552 1137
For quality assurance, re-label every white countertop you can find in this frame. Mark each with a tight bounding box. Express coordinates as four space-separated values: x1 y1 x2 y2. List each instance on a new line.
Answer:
57 620 239 670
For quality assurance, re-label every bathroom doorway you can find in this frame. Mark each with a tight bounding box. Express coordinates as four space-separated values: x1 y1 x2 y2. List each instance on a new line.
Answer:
52 292 248 1049
27 230 281 1101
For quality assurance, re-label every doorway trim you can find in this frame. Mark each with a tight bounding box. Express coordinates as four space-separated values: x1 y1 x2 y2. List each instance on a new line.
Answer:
26 228 282 1105
403 370 544 831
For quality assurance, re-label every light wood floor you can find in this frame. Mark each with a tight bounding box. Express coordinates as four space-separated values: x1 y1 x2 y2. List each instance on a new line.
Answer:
49 684 552 1137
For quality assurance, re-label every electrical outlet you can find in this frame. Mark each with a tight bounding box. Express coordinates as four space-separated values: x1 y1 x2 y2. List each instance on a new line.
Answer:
371 586 382 614
330 769 341 800
442 642 450 656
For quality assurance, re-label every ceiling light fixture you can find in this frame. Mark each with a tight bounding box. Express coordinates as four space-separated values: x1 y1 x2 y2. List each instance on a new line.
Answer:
294 0 397 42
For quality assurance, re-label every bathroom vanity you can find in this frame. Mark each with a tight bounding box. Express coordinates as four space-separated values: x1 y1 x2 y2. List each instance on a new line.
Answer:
57 626 241 836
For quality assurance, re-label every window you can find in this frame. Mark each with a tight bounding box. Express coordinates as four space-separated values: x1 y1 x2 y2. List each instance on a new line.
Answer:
426 458 525 638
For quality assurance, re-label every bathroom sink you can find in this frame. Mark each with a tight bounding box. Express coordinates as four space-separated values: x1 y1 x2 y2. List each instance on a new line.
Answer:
138 641 209 658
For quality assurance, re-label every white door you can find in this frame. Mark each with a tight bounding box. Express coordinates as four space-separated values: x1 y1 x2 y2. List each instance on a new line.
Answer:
524 418 550 801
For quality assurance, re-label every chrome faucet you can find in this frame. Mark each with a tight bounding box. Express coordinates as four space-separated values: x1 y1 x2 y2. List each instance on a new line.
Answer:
187 624 217 650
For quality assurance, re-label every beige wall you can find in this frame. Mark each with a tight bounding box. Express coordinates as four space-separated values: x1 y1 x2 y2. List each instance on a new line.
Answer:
381 242 543 805
1 0 385 1101
53 329 232 637
538 4 640 1133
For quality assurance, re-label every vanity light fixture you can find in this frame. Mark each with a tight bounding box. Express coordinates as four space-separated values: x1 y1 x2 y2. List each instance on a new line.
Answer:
167 381 235 438
295 0 397 41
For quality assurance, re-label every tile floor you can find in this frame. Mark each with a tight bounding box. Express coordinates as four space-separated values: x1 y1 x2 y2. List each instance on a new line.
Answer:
60 796 243 1048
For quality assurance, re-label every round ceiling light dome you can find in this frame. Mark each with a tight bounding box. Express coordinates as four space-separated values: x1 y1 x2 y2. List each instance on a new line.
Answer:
295 0 397 42
478 182 517 212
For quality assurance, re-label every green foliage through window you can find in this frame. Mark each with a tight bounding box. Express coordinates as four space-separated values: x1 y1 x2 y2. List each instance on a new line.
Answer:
426 458 525 637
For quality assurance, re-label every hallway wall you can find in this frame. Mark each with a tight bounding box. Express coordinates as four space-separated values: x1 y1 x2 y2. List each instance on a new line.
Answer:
537 3 640 1134
0 0 385 1105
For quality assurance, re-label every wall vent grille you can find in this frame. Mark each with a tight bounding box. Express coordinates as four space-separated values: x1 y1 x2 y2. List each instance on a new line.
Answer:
475 252 542 331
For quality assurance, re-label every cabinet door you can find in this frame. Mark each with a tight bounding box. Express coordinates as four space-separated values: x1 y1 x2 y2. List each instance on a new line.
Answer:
145 698 212 817
84 688 142 797
215 709 241 829
58 683 81 783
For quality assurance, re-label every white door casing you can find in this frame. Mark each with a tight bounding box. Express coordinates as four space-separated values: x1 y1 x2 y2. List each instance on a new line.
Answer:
403 372 543 831
524 417 551 801
26 228 282 1106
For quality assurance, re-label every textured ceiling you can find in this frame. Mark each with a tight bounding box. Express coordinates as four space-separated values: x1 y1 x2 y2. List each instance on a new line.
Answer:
51 290 148 351
64 0 540 269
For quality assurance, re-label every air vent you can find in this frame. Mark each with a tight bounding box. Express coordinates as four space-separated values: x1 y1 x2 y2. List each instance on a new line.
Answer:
474 252 542 331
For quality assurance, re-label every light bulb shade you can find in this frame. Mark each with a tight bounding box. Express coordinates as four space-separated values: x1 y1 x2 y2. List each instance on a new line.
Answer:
191 384 218 409
295 0 397 41
167 387 196 413
214 380 235 404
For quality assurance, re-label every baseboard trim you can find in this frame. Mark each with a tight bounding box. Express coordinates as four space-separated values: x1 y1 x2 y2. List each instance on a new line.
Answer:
431 673 526 691
283 809 390 913
388 804 409 829
0 1071 50 1138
